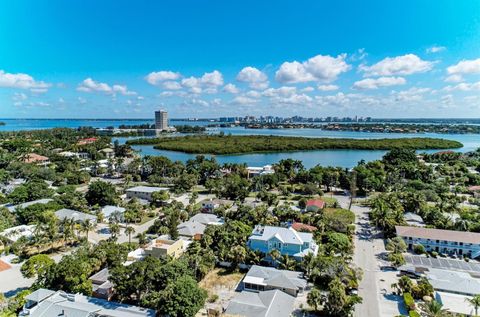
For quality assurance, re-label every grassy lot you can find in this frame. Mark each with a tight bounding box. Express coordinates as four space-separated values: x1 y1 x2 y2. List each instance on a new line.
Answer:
199 268 244 301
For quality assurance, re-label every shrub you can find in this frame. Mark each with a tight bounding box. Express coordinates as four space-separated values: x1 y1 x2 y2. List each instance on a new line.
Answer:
208 294 219 303
413 244 425 254
409 310 420 317
430 251 438 258
403 292 415 310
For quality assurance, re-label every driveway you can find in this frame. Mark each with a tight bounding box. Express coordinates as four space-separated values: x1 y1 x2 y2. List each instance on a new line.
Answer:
334 195 403 317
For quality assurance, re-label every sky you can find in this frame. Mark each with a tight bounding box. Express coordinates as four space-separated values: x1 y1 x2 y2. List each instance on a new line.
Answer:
1 0 480 119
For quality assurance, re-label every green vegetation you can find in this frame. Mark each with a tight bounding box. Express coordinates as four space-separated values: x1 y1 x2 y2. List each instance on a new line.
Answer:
127 135 462 154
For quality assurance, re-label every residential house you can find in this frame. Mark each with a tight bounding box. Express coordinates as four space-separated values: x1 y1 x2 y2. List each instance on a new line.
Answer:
4 198 53 213
89 268 113 300
55 208 97 224
177 213 223 240
77 137 98 146
144 238 184 259
290 222 317 233
23 153 50 166
100 148 115 159
200 198 232 212
468 185 480 198
305 199 325 212
403 212 426 227
396 226 480 258
126 186 168 202
0 178 26 195
242 265 307 297
19 288 155 317
101 205 126 222
0 225 35 243
247 225 318 260
424 267 480 316
224 289 295 317
247 165 274 178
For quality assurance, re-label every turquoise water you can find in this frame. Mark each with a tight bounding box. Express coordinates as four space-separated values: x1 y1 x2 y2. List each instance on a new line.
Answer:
1 119 479 168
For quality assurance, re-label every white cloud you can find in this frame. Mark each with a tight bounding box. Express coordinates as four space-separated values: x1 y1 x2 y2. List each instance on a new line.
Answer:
236 67 269 89
78 97 87 104
444 81 480 92
245 90 262 98
317 84 339 91
426 46 446 54
12 92 28 101
77 78 136 95
200 70 224 86
263 86 297 97
180 70 224 93
444 74 464 83
353 77 406 90
0 70 51 91
162 81 182 90
447 58 480 74
112 84 137 96
275 54 351 83
77 78 111 93
441 94 454 107
231 96 258 105
223 83 239 94
145 71 181 85
301 86 315 92
392 87 431 102
360 54 433 76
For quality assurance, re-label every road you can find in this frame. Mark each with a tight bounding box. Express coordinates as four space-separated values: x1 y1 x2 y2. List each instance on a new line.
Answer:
334 195 402 317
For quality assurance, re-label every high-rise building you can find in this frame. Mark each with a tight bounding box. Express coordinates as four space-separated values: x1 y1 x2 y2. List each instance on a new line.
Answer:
155 110 168 130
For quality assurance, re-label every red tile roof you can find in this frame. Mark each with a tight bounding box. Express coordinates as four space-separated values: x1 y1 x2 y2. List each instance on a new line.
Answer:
0 260 11 272
291 222 317 232
468 185 480 192
77 137 98 145
23 153 49 164
306 199 325 209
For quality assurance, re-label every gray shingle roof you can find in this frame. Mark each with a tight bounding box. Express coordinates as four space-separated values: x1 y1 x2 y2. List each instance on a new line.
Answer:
189 213 223 225
177 221 206 237
55 208 96 223
22 288 155 317
225 290 295 317
245 265 307 290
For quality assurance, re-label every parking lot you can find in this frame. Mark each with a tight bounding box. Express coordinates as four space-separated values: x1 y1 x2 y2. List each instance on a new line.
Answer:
404 254 480 273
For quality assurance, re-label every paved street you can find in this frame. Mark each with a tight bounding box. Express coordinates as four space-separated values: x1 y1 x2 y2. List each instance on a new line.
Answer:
334 195 403 317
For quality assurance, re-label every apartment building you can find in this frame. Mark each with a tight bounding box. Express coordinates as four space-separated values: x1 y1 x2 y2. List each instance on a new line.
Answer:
396 226 480 258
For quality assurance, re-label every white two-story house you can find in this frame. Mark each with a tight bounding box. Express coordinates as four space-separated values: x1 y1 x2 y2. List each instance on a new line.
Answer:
396 226 480 258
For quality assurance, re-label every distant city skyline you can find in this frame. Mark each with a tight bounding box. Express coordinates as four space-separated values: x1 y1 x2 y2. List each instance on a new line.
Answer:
1 1 480 119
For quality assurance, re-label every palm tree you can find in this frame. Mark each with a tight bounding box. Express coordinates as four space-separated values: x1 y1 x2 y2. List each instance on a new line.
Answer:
278 255 297 271
136 232 148 245
466 294 480 316
81 219 96 243
124 226 135 245
109 222 120 241
268 249 281 266
420 300 451 317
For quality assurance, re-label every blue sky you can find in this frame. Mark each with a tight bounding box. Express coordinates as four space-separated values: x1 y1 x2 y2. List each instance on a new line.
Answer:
1 0 480 118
